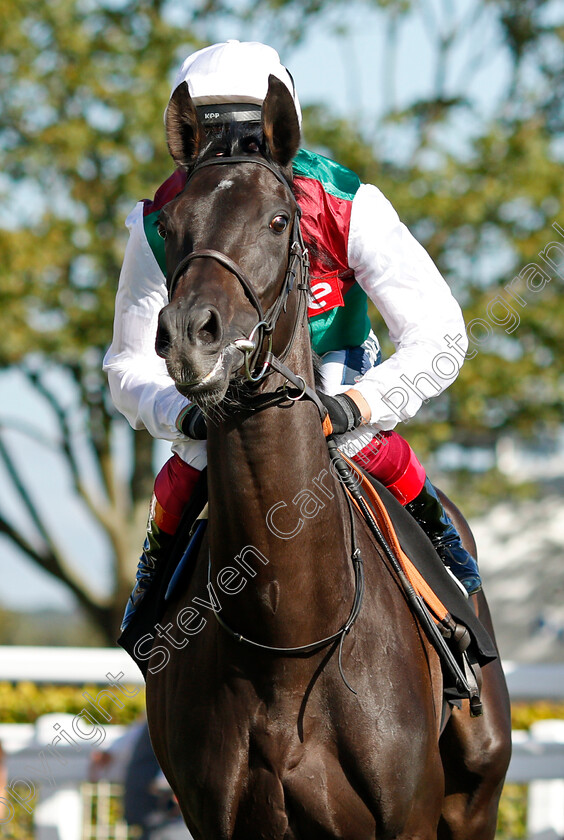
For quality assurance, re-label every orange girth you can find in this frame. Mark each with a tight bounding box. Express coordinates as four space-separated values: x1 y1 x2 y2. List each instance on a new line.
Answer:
339 451 449 624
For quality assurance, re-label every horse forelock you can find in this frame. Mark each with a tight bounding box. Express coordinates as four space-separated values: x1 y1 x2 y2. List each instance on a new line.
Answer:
188 121 295 186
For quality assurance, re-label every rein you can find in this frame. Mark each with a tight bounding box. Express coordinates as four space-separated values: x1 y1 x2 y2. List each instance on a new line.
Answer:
203 434 366 694
170 154 365 692
209 496 364 695
171 154 482 708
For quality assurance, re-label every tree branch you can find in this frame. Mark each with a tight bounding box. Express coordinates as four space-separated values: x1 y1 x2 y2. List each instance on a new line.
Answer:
0 509 109 628
0 424 113 622
22 366 82 489
0 430 54 550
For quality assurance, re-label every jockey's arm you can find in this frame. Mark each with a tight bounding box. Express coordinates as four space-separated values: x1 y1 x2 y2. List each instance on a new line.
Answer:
344 183 468 430
103 202 190 441
104 182 467 441
344 389 371 424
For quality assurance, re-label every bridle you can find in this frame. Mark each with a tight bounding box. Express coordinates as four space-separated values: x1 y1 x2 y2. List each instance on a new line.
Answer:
168 155 316 389
166 159 482 704
165 153 366 692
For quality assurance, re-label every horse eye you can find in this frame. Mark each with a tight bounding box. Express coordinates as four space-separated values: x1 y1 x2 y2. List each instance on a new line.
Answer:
157 223 167 240
270 214 289 234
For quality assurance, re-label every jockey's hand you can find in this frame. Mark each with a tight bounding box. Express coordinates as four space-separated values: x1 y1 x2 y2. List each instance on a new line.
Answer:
317 391 363 435
177 404 207 440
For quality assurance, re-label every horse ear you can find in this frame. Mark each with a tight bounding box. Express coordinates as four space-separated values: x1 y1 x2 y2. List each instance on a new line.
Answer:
165 82 204 168
262 75 300 168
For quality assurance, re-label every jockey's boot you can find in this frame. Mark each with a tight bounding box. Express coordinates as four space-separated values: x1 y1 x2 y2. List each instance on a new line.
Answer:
121 455 201 632
404 477 482 596
120 511 173 631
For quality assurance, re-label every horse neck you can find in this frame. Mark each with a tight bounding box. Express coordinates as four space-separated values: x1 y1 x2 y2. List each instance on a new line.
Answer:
205 330 353 638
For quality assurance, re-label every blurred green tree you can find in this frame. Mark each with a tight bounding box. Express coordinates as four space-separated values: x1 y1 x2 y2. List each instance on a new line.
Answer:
0 0 204 641
1 0 563 639
294 1 564 481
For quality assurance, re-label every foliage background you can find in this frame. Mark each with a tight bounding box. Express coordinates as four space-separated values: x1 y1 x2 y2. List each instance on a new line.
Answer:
0 0 562 649
1 6 563 839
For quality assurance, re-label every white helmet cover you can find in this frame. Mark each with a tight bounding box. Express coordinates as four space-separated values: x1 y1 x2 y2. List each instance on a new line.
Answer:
169 40 302 127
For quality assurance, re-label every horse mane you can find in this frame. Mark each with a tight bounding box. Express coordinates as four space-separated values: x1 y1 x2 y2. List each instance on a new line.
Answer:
312 351 324 391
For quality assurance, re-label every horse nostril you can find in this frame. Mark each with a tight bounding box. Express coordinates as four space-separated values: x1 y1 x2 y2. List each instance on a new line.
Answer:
194 308 222 346
155 319 172 359
156 304 223 355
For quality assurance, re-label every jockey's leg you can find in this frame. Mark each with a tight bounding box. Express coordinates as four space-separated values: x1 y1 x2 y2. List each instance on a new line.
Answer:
352 432 482 595
318 337 481 595
121 453 201 631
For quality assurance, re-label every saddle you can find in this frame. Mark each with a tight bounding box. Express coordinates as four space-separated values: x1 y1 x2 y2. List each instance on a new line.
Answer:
333 451 496 716
119 463 495 717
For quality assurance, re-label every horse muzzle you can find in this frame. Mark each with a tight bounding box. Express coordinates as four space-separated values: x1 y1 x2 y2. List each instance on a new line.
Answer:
156 300 224 355
156 301 246 403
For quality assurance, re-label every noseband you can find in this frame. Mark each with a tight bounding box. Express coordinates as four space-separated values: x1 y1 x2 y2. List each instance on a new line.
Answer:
168 155 310 383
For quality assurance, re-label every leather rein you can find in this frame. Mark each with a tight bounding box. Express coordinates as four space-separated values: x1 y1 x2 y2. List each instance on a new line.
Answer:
168 158 483 707
169 154 364 692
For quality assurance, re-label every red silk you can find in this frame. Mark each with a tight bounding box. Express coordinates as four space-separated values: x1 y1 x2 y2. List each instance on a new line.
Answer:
152 431 426 535
352 432 426 505
153 454 201 534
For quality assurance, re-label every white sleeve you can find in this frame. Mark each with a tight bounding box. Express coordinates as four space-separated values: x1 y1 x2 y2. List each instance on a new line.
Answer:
347 183 468 429
103 202 189 440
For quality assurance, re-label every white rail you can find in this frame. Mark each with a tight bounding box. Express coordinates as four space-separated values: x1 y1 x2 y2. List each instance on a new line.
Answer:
0 646 143 685
0 649 563 839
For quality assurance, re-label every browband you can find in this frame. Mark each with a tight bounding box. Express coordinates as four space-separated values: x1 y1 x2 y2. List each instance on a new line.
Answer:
195 103 262 125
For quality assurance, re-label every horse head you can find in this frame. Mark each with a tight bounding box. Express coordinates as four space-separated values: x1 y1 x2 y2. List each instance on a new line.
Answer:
155 75 302 410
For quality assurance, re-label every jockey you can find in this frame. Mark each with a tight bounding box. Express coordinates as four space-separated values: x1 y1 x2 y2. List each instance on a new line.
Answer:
103 40 481 631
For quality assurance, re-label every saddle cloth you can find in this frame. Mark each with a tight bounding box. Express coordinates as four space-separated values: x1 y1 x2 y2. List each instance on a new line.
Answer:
119 468 497 680
344 457 497 665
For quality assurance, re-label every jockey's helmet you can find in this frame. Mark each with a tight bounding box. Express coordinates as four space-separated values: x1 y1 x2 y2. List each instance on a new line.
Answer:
167 40 302 128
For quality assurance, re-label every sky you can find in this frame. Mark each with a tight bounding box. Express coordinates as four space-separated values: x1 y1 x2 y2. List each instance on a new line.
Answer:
0 1 515 612
200 1 510 153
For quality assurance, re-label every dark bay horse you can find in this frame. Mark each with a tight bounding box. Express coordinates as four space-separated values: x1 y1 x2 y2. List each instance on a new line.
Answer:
145 76 511 839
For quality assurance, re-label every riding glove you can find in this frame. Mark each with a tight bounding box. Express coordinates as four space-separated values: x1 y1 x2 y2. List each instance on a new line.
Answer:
317 392 363 435
177 404 207 440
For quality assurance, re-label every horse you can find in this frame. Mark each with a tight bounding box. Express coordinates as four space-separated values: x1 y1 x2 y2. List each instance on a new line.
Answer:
144 75 511 840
